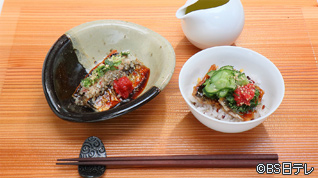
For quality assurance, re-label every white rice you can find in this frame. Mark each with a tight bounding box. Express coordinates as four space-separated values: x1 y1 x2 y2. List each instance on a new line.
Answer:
190 95 241 122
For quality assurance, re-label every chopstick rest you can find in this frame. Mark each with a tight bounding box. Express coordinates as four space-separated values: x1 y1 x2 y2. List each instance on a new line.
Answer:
78 136 106 178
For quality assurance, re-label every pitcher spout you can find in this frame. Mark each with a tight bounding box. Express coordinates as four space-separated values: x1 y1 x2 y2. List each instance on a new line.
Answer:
176 7 186 19
176 0 199 19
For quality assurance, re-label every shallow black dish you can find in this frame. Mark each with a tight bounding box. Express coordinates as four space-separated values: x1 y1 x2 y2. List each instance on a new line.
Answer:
42 20 175 122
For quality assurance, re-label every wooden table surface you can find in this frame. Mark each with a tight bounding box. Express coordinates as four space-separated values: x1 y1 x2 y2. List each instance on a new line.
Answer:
1 0 318 177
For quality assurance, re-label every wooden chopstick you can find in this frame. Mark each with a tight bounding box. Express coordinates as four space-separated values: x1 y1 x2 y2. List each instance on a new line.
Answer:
57 154 278 162
57 159 279 168
57 154 278 168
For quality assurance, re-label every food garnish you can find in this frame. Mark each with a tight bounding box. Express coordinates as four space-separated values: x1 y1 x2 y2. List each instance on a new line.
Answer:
193 64 264 121
73 50 150 112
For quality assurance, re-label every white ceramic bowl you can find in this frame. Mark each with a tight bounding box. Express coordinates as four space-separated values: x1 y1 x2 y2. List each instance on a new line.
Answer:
179 46 284 133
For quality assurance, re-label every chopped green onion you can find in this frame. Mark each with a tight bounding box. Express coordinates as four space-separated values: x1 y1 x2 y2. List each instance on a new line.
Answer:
81 78 93 88
121 51 130 56
81 51 128 88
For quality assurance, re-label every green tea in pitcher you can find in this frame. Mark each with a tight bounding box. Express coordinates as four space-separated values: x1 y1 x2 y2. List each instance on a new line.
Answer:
185 0 230 14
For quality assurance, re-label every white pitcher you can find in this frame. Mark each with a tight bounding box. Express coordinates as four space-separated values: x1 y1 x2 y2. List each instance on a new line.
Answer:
176 0 244 49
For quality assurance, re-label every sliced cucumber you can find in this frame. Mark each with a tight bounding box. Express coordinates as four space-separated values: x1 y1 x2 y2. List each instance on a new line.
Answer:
217 89 230 98
236 73 249 86
219 65 234 70
207 70 215 77
201 65 251 99
203 69 236 95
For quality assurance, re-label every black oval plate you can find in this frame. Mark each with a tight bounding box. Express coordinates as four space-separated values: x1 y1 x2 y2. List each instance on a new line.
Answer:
42 34 160 122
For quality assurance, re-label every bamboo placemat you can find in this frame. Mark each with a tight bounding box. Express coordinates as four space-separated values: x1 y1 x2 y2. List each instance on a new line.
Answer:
0 0 318 177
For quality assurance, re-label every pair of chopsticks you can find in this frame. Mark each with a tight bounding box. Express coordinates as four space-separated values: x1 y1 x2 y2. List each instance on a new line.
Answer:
57 154 278 168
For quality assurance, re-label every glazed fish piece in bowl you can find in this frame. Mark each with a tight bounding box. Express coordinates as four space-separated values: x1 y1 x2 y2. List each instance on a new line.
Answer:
192 64 265 122
42 20 175 122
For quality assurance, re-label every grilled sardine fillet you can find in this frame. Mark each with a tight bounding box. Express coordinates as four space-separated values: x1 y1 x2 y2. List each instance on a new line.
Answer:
73 50 150 112
192 64 222 108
